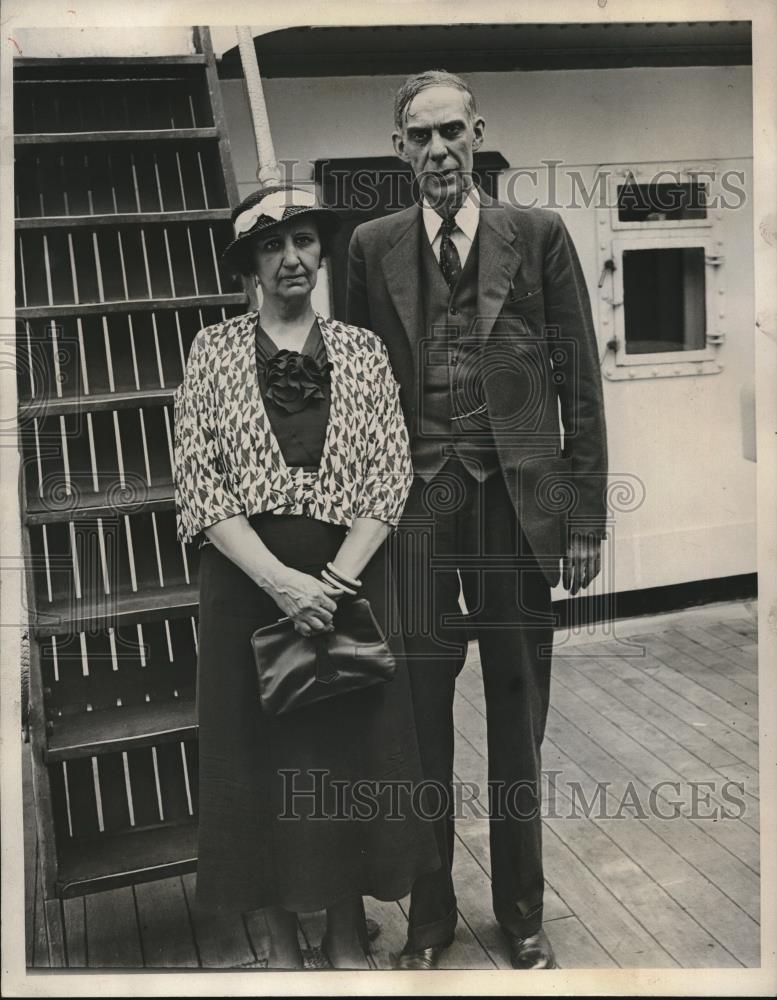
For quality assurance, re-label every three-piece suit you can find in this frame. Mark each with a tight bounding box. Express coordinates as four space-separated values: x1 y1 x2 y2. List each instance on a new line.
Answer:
347 189 608 948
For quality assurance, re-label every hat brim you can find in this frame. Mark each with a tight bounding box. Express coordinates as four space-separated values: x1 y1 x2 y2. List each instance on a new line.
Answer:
221 206 342 275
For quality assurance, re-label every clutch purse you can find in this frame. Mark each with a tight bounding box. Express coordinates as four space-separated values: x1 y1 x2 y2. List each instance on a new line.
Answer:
250 597 396 716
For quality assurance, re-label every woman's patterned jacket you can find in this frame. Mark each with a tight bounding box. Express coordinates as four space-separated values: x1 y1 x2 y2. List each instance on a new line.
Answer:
173 312 413 544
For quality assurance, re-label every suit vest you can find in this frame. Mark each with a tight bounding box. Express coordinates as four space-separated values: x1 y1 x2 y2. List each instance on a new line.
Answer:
413 230 500 482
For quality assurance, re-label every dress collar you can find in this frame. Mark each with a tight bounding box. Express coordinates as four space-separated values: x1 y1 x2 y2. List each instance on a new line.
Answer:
254 315 323 361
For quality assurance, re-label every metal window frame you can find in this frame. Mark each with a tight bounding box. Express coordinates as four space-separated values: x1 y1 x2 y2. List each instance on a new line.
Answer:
607 163 716 232
609 235 723 375
596 161 726 382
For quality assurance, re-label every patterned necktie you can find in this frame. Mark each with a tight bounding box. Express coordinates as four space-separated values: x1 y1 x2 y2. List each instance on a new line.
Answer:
438 216 462 290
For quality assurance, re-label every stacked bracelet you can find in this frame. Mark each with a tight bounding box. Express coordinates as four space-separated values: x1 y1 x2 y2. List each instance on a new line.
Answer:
326 562 362 588
322 561 363 595
321 566 358 595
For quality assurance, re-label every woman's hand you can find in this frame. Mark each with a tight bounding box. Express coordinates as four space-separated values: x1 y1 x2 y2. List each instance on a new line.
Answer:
263 565 342 636
202 517 346 635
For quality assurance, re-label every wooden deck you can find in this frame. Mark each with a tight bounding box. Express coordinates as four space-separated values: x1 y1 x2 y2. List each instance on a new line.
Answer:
24 600 760 970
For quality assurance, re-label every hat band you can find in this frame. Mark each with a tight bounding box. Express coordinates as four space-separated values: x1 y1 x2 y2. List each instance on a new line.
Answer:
234 189 318 237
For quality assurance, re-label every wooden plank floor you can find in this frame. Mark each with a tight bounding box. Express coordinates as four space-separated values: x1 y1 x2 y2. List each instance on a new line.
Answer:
25 600 760 970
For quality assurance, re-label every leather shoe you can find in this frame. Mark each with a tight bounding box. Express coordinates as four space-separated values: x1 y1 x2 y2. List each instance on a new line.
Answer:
393 936 453 970
505 927 557 969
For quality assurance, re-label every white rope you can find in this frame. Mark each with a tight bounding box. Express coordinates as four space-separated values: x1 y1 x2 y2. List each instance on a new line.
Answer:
236 26 282 185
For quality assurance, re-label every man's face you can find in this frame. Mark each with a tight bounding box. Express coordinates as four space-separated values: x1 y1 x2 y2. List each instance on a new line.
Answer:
393 84 485 215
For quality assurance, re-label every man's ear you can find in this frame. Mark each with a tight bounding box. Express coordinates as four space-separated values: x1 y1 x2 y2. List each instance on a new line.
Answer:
392 130 408 161
472 115 486 150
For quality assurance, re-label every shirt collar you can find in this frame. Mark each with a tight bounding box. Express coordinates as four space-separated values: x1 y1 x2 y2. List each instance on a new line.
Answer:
422 186 480 245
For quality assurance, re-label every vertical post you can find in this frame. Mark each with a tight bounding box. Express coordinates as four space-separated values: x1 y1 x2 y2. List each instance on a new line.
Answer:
234 26 282 185
193 25 256 307
0 28 53 976
192 26 242 208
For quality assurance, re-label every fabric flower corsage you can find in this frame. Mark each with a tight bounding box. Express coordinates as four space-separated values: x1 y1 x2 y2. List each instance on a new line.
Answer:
263 350 332 414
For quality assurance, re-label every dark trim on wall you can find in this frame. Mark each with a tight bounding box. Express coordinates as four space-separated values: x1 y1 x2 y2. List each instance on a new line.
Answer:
218 22 752 79
551 573 757 629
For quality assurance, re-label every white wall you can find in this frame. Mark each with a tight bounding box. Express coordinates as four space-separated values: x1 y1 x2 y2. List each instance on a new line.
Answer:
223 65 755 596
223 66 752 181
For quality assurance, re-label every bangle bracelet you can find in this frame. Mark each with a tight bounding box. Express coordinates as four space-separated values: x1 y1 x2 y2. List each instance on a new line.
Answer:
326 561 362 588
325 570 360 594
321 568 358 596
322 573 358 596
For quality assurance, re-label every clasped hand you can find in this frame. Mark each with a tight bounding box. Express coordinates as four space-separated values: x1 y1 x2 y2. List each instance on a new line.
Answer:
267 566 343 636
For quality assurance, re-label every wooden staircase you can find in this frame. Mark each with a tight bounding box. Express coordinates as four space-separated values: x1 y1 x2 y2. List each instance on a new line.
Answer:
14 27 249 964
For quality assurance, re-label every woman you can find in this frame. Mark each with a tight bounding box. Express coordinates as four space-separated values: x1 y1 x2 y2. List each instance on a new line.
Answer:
173 184 439 970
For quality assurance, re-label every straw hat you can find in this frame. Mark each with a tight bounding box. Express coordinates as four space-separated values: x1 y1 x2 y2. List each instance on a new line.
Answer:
221 183 342 275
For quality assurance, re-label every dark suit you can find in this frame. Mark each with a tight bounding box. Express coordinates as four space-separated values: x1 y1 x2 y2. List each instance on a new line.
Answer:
347 190 607 948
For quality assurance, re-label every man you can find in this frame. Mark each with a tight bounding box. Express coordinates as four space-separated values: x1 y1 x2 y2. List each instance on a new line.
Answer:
346 70 607 970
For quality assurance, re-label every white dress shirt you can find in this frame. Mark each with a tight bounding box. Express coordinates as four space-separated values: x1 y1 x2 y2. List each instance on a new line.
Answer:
422 187 480 269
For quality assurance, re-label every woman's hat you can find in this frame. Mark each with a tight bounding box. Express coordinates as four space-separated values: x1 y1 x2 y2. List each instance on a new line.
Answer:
221 184 342 275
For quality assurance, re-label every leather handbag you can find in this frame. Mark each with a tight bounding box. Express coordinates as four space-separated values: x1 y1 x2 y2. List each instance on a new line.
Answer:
250 598 396 716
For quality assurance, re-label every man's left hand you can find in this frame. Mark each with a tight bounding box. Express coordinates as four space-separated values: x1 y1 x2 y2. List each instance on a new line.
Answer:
562 533 602 595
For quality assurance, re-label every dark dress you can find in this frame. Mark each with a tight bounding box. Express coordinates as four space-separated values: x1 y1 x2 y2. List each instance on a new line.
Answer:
194 319 440 914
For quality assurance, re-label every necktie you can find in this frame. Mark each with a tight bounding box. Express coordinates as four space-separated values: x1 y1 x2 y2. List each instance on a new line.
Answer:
438 216 462 290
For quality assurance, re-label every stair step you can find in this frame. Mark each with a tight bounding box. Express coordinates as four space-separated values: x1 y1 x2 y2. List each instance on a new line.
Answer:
17 293 247 321
16 209 232 230
25 482 174 525
14 55 206 71
33 582 200 638
46 699 196 762
57 822 197 899
20 387 176 420
15 127 219 146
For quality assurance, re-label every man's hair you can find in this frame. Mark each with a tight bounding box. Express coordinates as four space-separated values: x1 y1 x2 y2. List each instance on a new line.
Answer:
393 70 478 132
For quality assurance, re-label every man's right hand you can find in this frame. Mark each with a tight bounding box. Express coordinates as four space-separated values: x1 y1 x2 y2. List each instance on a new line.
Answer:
263 566 341 636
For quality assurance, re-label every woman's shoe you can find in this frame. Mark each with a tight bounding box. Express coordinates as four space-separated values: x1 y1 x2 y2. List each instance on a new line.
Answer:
301 944 330 970
266 948 305 970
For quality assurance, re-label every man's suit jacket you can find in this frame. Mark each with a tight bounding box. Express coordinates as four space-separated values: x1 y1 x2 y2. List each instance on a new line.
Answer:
346 190 608 588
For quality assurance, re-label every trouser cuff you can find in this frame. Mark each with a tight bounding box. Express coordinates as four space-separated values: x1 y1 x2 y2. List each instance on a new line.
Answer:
406 904 458 950
494 896 544 939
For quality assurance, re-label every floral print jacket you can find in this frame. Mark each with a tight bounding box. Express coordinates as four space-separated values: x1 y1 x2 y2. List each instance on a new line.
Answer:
173 312 413 544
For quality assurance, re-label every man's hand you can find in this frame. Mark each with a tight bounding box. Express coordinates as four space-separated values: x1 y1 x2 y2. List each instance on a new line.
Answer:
562 533 602 596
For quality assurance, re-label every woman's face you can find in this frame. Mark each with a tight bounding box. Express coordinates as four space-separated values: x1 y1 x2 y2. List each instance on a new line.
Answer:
251 216 322 303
